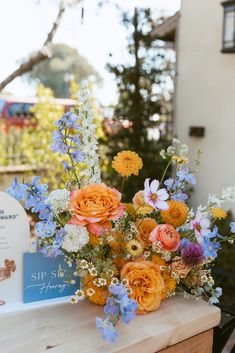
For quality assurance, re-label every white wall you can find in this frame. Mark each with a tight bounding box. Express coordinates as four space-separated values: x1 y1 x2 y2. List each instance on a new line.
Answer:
175 0 235 210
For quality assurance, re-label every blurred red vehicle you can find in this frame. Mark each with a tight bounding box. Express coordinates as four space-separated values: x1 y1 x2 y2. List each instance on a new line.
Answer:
0 96 76 133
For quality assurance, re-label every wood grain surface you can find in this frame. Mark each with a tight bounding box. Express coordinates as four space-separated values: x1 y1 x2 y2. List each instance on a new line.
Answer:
0 293 221 353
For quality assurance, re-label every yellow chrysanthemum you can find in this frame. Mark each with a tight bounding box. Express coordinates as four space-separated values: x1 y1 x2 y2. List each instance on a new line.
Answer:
112 151 143 177
211 207 227 220
125 203 136 217
161 200 189 228
126 239 143 257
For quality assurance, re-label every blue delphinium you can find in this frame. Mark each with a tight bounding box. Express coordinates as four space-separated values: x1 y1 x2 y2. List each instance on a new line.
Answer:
51 112 85 175
96 283 138 343
96 318 119 343
164 167 196 203
6 177 27 200
35 220 57 238
230 222 235 233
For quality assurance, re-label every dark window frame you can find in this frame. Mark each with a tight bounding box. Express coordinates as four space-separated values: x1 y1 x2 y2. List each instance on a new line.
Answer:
221 0 235 53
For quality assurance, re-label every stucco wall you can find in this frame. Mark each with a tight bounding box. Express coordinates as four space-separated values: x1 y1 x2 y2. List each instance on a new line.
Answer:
175 0 235 210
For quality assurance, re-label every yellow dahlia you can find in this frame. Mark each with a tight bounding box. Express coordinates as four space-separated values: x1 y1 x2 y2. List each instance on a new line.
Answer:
112 151 143 177
126 239 143 257
211 207 227 219
161 200 188 228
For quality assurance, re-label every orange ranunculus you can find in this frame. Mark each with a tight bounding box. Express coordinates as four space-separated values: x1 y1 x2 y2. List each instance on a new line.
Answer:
132 190 154 215
136 218 158 248
69 183 125 236
151 255 176 299
149 224 180 252
120 261 164 314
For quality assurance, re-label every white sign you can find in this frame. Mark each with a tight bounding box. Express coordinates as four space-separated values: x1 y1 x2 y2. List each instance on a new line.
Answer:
0 192 30 304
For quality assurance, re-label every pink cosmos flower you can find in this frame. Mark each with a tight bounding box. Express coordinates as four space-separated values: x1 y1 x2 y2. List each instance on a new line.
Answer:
191 211 211 243
143 178 169 210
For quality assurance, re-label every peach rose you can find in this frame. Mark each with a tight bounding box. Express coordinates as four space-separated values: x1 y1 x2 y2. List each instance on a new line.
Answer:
170 256 191 278
120 261 164 314
132 190 154 215
69 183 125 236
136 218 158 248
149 224 180 252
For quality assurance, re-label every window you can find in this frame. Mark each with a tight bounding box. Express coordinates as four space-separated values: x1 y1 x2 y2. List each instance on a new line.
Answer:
222 1 235 52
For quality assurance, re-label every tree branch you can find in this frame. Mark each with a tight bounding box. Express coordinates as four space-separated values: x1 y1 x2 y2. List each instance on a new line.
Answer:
0 1 66 92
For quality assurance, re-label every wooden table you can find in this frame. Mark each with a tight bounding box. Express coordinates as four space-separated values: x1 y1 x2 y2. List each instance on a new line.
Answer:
0 294 221 353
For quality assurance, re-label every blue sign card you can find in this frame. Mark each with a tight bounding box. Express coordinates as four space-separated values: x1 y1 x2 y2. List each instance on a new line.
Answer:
23 252 80 303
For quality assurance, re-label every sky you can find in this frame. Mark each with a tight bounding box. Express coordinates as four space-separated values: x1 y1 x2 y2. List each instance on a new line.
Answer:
0 0 180 105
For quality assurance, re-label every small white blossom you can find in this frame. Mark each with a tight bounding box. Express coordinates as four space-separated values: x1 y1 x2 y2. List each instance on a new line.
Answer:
47 189 70 213
111 277 119 285
98 278 107 286
75 289 85 300
86 288 95 297
89 267 98 276
62 224 89 252
160 149 167 159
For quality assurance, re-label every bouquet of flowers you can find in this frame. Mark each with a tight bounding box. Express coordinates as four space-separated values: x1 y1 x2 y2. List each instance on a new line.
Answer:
7 82 235 343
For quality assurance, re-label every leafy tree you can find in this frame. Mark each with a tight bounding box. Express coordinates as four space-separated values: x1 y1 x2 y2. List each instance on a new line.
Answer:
27 43 101 97
104 8 175 200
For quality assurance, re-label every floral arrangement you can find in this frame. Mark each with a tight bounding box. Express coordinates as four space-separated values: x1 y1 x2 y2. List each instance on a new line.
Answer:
7 82 235 343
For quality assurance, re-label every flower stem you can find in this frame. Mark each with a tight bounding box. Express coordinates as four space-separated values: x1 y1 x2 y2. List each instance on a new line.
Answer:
160 158 172 186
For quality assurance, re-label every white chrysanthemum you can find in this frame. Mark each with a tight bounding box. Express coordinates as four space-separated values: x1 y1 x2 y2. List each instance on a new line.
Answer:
47 189 70 213
62 224 89 252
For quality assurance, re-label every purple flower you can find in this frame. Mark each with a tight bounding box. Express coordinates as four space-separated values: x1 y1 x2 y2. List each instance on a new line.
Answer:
96 318 119 343
144 179 169 210
70 150 85 163
191 211 210 243
181 243 205 267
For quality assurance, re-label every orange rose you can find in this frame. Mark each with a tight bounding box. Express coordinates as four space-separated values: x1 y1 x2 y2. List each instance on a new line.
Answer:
132 190 154 215
149 224 180 251
170 256 191 278
70 183 125 235
120 261 164 314
136 218 158 248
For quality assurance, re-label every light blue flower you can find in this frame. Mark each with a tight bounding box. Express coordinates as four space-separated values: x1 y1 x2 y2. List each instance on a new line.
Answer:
202 238 220 259
230 222 235 233
96 317 119 343
6 177 27 200
120 297 138 324
35 221 56 238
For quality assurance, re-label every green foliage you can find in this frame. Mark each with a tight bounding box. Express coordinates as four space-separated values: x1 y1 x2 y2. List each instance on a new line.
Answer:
27 43 101 98
213 212 235 304
104 8 174 200
21 84 66 187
